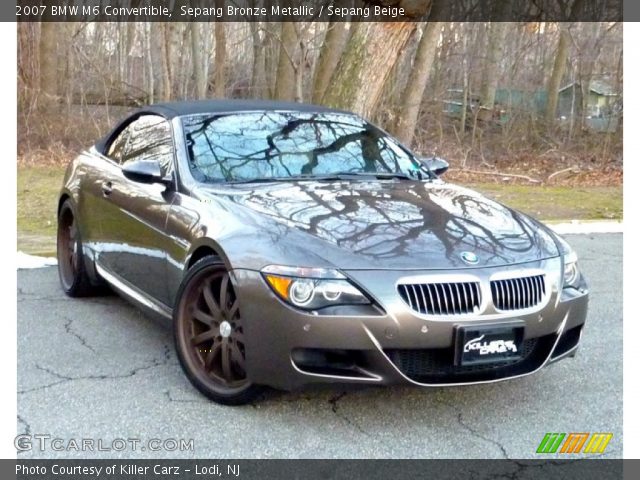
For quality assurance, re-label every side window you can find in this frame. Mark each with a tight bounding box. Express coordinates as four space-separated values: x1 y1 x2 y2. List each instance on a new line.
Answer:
121 116 174 177
106 126 131 163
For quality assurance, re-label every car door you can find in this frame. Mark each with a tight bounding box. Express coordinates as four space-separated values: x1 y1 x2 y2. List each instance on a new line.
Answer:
96 115 176 306
86 120 133 271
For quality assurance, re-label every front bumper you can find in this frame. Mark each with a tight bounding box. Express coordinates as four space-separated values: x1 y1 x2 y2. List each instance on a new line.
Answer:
232 259 588 391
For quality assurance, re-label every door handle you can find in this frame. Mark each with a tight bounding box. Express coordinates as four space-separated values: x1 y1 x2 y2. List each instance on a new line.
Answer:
101 181 113 196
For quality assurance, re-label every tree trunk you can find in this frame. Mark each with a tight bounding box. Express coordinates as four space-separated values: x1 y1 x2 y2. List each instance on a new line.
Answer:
479 21 508 120
390 22 442 145
545 25 570 125
159 24 171 101
191 23 206 98
59 23 74 104
213 5 226 98
312 22 350 104
38 22 59 108
116 24 124 87
578 22 606 130
380 28 419 113
145 22 154 104
323 22 417 119
274 22 298 101
264 22 281 98
124 22 135 88
250 22 267 98
459 27 470 137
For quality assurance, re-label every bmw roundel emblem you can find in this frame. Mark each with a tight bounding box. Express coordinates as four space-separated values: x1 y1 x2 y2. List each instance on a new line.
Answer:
461 251 479 265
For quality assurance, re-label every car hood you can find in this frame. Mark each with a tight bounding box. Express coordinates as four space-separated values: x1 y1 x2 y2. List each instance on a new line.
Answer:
198 180 559 270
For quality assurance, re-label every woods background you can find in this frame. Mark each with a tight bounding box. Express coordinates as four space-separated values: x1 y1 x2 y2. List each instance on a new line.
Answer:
17 19 622 184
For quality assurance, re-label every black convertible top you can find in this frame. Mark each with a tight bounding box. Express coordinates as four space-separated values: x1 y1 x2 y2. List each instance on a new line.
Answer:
137 99 349 119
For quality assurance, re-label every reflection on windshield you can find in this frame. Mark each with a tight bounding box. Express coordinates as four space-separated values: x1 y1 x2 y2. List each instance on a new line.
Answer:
182 112 424 182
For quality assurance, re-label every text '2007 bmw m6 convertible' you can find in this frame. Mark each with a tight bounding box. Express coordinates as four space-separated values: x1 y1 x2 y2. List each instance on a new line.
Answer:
57 100 588 404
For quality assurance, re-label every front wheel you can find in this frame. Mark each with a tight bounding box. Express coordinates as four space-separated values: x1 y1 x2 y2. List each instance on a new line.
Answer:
173 257 262 405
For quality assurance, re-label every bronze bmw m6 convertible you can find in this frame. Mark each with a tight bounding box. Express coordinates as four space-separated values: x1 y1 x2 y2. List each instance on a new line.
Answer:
57 100 589 404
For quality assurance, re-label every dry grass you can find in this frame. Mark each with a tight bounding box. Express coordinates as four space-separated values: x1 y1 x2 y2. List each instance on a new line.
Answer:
471 183 622 221
17 165 65 256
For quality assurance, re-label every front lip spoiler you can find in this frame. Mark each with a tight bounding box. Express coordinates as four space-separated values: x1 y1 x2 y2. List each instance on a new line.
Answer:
357 311 570 388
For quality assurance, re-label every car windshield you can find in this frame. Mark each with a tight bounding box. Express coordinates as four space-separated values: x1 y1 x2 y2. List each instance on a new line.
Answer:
181 111 430 183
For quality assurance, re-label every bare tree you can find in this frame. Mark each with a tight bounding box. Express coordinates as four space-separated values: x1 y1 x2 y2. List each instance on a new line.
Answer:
545 24 570 125
479 21 508 120
191 23 207 98
390 21 443 145
323 22 417 118
213 1 226 97
250 22 267 98
274 22 298 101
322 1 432 117
38 22 59 107
144 22 154 103
159 23 171 101
312 22 350 104
20 19 623 172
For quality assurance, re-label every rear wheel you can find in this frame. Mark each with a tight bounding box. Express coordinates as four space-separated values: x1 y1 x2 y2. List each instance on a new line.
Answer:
56 200 98 297
174 257 262 405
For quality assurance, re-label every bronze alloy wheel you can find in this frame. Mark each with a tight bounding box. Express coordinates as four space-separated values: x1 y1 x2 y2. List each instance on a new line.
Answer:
57 205 78 291
174 257 261 404
56 200 96 297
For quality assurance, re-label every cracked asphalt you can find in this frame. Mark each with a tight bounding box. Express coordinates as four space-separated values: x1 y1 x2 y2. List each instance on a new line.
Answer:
17 234 622 459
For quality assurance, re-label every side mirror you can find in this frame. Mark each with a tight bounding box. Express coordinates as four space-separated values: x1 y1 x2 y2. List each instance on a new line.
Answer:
122 159 171 186
420 156 449 176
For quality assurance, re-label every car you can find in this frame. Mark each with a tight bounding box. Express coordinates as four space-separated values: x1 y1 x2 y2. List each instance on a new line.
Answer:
56 100 589 405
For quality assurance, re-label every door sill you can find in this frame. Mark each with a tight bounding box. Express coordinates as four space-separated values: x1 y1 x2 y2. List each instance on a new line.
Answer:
95 262 172 320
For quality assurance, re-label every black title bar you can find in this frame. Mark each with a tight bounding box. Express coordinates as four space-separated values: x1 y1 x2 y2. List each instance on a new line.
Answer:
5 459 631 480
12 0 624 22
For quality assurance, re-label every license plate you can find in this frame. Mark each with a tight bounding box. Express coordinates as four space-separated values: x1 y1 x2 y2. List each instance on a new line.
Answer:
455 323 525 366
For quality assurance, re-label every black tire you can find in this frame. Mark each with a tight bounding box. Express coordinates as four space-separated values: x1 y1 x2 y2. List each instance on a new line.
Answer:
56 200 99 297
173 257 263 405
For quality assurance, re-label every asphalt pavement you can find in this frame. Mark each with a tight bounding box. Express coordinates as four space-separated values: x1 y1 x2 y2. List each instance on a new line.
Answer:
16 234 622 459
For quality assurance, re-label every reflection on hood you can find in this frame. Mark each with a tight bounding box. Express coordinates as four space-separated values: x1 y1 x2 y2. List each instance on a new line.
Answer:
201 180 559 270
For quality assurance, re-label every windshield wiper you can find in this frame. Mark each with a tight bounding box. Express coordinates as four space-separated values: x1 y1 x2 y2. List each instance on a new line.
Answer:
310 171 416 181
224 171 417 184
226 176 299 184
370 172 417 180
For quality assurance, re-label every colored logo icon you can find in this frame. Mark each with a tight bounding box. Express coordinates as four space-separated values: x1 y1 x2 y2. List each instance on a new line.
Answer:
537 432 613 454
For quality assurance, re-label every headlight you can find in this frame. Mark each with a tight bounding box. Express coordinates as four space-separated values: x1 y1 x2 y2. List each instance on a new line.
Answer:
261 265 370 310
555 235 581 288
563 249 580 288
